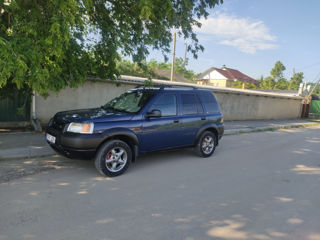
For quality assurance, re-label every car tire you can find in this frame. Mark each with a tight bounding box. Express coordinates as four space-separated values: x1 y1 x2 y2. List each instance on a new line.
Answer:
194 131 217 157
95 140 132 177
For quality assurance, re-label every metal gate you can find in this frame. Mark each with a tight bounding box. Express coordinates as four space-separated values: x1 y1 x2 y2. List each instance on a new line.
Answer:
0 90 30 122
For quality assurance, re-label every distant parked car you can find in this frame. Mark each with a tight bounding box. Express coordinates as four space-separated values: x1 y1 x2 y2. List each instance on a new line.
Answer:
45 85 224 177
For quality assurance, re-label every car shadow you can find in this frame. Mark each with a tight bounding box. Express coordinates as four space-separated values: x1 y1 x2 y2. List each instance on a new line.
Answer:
130 147 212 173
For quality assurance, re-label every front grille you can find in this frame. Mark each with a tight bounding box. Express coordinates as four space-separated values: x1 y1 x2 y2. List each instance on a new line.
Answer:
52 119 65 131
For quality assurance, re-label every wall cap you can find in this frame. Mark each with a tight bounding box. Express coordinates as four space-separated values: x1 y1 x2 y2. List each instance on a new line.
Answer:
87 75 303 101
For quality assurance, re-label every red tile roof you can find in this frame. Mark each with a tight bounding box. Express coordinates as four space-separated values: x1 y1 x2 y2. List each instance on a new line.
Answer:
197 66 259 85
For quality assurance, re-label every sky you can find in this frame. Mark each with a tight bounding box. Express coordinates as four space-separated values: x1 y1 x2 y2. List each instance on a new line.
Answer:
147 0 320 83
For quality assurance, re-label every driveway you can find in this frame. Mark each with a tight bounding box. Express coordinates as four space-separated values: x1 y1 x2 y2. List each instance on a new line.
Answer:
1 126 320 240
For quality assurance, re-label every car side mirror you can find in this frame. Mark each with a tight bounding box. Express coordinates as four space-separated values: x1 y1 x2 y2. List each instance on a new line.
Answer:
146 109 162 118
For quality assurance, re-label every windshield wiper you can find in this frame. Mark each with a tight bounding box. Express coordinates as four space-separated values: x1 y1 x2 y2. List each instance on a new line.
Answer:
101 105 115 111
101 105 130 113
113 108 130 113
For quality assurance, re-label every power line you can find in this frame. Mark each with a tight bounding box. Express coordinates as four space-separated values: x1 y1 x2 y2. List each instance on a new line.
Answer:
296 61 320 72
310 71 320 83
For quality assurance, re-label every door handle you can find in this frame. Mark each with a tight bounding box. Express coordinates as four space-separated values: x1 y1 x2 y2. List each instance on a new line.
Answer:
173 120 179 123
201 117 206 120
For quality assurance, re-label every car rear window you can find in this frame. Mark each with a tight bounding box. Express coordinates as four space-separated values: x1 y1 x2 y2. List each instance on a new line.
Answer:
201 92 220 114
181 94 204 115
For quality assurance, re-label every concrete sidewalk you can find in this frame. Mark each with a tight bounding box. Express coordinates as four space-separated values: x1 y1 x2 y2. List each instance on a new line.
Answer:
0 119 318 160
0 132 54 160
223 119 318 135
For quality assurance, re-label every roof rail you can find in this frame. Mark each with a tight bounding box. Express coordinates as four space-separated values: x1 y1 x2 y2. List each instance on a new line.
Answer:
159 84 197 90
134 83 197 90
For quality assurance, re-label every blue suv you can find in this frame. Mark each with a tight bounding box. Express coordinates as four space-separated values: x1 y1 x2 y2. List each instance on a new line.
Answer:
46 85 224 176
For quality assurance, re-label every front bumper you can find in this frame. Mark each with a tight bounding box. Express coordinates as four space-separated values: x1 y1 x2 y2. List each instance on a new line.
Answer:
46 127 102 159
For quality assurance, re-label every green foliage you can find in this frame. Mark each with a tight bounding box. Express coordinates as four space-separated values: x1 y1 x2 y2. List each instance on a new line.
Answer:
259 61 304 91
232 80 257 89
116 57 196 81
260 76 276 90
116 59 149 78
289 72 303 90
310 84 320 96
0 0 222 95
173 58 196 80
269 61 287 90
270 61 286 80
274 78 288 90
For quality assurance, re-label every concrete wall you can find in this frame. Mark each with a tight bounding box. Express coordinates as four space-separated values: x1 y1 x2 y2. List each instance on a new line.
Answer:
36 79 136 123
214 91 302 120
35 76 303 124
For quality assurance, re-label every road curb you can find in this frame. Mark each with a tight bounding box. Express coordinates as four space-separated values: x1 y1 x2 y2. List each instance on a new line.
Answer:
224 122 319 136
0 146 56 161
0 153 57 162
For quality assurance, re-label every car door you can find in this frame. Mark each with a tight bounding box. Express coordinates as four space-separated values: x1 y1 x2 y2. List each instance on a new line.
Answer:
141 93 182 151
178 93 206 146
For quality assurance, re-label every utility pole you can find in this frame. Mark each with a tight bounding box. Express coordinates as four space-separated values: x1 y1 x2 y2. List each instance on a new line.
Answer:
183 43 188 69
170 32 176 82
292 68 295 84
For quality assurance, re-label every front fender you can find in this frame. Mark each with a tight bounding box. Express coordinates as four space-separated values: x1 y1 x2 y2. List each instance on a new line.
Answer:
101 128 139 146
99 128 140 162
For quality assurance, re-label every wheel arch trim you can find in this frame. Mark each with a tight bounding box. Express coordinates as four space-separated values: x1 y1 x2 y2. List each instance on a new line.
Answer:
98 128 139 162
194 124 220 146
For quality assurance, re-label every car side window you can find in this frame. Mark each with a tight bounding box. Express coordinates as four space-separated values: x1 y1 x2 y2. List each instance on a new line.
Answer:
202 92 220 114
150 94 177 116
181 94 204 115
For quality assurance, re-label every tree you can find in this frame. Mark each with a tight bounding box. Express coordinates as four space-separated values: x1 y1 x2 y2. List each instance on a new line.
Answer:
171 57 196 80
116 59 145 77
270 61 289 90
260 76 275 90
274 77 289 90
116 57 196 80
289 72 303 90
232 80 257 89
270 61 286 81
259 61 291 90
0 0 223 95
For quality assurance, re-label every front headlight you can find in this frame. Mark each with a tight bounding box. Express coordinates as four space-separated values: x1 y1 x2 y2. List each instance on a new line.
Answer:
67 122 94 134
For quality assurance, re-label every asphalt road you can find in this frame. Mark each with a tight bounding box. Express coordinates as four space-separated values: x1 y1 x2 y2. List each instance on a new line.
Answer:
1 126 320 240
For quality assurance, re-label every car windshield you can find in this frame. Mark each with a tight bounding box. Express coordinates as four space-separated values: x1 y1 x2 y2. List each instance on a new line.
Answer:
103 90 155 113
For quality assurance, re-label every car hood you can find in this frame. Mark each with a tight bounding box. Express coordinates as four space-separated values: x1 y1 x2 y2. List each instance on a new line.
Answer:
54 108 134 123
